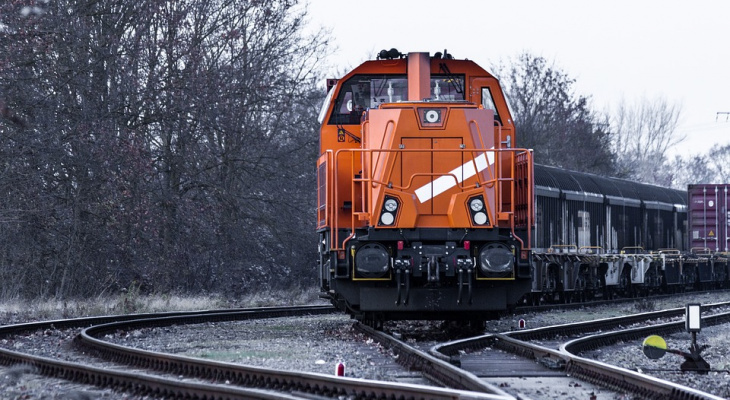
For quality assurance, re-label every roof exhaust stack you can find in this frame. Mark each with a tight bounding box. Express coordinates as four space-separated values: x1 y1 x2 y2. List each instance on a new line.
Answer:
407 52 430 101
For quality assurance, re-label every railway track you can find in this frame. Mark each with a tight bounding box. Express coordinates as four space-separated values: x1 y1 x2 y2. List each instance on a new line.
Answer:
0 305 504 399
3 296 729 399
357 320 617 399
430 302 730 400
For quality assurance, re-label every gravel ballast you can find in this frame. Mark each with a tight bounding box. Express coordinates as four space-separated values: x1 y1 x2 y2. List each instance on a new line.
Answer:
3 291 730 398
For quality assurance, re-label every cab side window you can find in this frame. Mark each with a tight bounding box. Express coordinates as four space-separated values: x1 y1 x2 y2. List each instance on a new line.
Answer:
330 83 367 125
481 87 501 123
327 75 408 125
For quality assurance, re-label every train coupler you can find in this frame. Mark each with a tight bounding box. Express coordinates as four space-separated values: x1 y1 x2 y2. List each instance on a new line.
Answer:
394 258 411 305
457 258 474 305
427 255 440 282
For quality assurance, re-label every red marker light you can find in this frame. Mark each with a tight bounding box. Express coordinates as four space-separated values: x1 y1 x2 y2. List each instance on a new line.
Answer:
463 241 470 250
518 319 526 329
335 362 345 376
397 241 404 250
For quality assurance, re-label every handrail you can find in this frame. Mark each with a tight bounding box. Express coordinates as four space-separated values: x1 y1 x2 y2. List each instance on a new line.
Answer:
316 151 333 230
656 248 681 255
691 247 712 255
579 246 604 254
549 245 578 253
323 146 533 252
620 246 646 254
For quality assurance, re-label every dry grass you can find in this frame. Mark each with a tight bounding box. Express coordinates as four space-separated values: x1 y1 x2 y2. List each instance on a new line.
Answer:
0 286 325 324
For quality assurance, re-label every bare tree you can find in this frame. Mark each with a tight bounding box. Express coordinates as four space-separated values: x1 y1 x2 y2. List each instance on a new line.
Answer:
0 0 328 299
494 53 616 175
665 154 715 189
611 97 684 184
664 144 730 190
709 144 730 183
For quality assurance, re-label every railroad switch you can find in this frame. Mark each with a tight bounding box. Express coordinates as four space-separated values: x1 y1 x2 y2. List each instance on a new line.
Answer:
642 303 710 374
538 356 566 370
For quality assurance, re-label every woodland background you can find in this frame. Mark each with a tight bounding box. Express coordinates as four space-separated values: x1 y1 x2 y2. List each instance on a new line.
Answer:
0 0 726 300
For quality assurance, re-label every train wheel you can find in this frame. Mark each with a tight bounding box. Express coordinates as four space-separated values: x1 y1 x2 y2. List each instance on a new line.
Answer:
564 292 572 304
362 317 384 331
596 276 608 300
683 267 698 291
545 266 564 303
644 267 657 295
599 277 608 299
619 267 633 297
572 291 580 303
470 320 487 331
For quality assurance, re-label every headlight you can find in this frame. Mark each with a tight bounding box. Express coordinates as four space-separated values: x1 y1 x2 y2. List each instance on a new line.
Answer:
473 212 488 225
384 198 398 212
468 195 490 226
479 244 514 276
379 196 399 226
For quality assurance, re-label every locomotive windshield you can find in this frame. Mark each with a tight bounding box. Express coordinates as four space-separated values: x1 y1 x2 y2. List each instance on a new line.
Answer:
326 74 466 125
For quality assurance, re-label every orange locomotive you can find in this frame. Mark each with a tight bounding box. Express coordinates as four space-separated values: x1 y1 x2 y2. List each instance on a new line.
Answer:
316 49 534 323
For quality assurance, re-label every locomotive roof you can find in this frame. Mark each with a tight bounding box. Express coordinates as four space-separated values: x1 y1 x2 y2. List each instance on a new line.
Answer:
338 51 498 83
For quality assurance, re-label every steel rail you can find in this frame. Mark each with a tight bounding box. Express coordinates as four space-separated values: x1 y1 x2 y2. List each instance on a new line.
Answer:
0 305 335 335
511 289 730 315
430 303 730 400
434 301 730 357
76 307 502 400
0 305 333 399
560 311 730 400
0 346 305 399
352 322 514 400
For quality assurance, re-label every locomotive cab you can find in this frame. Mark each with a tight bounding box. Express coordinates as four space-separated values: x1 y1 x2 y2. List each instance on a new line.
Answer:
317 50 534 322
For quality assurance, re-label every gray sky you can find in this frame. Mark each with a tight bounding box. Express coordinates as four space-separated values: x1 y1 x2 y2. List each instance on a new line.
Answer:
306 0 729 158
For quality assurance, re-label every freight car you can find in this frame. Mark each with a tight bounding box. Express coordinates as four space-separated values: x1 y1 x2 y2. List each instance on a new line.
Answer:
533 165 689 304
528 171 728 305
688 184 730 252
316 49 729 324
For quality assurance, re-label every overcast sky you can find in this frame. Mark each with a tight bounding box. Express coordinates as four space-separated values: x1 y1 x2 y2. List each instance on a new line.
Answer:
306 0 729 158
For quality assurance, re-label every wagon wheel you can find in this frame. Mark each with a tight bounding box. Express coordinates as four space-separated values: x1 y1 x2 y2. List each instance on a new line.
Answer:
643 266 658 295
575 268 590 302
619 267 633 297
545 265 564 303
683 266 698 291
